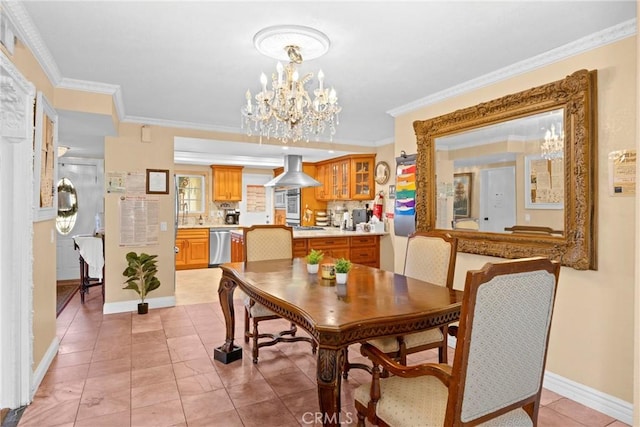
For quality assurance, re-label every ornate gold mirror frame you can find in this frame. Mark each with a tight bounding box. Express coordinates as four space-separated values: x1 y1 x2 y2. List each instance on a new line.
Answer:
414 69 597 270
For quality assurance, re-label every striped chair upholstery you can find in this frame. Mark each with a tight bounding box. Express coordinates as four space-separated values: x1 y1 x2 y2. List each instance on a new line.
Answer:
243 225 316 363
354 257 560 427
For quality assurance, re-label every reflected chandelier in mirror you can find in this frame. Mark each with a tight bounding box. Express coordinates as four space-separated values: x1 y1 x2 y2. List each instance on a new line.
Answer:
414 69 597 270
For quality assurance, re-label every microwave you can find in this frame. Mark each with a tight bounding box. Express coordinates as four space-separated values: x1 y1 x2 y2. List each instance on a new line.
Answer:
274 189 286 209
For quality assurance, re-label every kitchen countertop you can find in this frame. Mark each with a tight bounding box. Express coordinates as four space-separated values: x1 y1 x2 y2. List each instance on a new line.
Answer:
228 227 388 238
177 224 241 229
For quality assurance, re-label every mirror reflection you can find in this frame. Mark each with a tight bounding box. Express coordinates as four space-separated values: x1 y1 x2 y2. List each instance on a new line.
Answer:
414 69 597 270
56 177 78 235
435 109 564 235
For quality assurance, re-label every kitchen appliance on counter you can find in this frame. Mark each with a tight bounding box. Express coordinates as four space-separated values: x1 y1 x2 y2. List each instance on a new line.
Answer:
332 206 348 227
209 228 231 266
352 208 367 226
224 209 240 225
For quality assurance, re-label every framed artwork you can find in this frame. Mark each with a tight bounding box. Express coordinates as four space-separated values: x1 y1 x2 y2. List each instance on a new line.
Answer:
453 173 472 218
146 169 170 194
524 154 563 209
33 91 58 222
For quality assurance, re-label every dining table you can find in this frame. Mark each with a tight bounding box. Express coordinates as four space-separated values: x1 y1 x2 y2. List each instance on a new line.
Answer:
214 257 463 427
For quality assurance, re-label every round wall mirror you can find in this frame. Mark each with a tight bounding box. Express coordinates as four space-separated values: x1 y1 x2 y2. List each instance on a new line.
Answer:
56 177 78 235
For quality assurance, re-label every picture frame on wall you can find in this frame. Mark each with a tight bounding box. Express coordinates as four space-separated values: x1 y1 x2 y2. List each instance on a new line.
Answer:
453 172 472 218
146 169 170 194
33 91 58 222
524 154 563 209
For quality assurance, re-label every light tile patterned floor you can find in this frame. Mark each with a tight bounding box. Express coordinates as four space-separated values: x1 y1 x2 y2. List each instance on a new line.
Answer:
19 268 628 426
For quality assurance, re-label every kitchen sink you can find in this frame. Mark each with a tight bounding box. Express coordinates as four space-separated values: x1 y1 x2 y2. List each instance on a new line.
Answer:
293 226 325 231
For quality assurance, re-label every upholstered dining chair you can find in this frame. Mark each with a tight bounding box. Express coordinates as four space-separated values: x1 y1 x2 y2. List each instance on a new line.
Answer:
242 225 317 363
343 231 457 378
354 256 561 427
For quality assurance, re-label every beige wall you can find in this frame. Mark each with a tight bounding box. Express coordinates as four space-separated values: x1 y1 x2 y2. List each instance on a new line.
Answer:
395 37 636 402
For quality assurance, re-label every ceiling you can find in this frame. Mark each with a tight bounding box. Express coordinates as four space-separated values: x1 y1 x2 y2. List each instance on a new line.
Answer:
7 1 637 167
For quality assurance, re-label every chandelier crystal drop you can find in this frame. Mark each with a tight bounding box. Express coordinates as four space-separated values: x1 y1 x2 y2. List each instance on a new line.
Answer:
241 27 341 144
540 123 564 160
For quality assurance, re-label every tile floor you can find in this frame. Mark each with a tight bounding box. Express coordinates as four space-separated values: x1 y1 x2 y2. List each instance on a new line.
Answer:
17 268 629 427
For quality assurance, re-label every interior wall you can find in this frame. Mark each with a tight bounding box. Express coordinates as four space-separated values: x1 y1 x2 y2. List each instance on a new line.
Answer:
375 143 396 271
394 36 636 403
7 39 57 372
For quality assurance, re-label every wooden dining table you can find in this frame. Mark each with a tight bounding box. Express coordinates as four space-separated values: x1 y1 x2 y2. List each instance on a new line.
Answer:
214 257 463 427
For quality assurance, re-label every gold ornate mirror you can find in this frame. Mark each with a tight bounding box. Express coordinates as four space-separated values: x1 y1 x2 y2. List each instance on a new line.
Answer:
414 69 597 270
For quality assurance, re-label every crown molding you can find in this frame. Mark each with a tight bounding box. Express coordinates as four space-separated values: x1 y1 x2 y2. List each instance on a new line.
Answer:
57 78 125 120
1 0 61 85
388 18 637 118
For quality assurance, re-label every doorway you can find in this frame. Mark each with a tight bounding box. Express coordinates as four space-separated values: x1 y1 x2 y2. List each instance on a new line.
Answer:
479 166 516 233
56 158 104 280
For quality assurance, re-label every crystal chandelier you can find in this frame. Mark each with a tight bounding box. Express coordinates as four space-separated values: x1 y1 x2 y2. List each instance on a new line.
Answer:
540 123 564 160
241 26 341 143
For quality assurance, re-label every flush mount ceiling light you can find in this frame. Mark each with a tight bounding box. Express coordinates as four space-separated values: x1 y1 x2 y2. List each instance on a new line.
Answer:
241 25 341 144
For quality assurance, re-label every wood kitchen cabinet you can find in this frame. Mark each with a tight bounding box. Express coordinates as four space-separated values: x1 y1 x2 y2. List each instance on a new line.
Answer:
306 236 350 260
314 154 375 201
211 165 243 201
349 235 380 267
231 232 244 262
230 232 380 268
350 155 375 200
176 228 209 270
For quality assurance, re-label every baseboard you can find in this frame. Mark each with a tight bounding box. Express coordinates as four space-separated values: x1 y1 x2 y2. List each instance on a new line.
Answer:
543 371 633 425
31 336 60 398
103 296 176 314
446 335 632 424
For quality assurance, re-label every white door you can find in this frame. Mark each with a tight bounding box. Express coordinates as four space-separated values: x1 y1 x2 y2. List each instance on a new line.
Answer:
479 166 516 233
56 159 104 280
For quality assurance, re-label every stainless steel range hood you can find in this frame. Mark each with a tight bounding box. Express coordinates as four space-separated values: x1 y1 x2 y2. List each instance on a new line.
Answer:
264 155 321 188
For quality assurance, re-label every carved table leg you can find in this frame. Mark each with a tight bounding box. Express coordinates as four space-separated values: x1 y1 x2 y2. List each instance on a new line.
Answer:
213 272 242 364
316 347 345 427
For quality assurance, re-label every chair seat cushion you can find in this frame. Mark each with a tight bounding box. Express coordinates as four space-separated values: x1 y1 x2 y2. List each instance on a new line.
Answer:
244 297 277 318
367 328 444 353
355 375 532 427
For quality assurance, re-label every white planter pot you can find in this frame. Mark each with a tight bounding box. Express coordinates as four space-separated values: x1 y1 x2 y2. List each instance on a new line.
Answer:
307 263 319 274
335 272 348 284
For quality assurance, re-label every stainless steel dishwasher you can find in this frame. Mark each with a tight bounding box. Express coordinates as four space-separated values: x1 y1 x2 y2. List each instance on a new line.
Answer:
209 228 231 266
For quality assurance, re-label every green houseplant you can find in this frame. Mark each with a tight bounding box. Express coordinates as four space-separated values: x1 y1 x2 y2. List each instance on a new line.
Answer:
122 252 161 314
334 258 352 284
305 249 324 274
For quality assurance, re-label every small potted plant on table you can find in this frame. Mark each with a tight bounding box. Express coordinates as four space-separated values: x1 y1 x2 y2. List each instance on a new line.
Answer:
122 251 161 314
334 258 352 284
306 249 324 274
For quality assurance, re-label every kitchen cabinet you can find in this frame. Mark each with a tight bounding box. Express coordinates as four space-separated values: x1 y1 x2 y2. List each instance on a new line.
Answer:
314 154 375 201
307 236 350 260
274 209 286 225
176 228 209 270
349 235 380 267
211 165 243 201
350 155 375 200
229 231 380 268
231 232 244 262
314 163 331 200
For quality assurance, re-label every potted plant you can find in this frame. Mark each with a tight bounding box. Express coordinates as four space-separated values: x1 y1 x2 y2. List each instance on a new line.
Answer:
334 258 352 284
122 251 161 314
306 249 324 274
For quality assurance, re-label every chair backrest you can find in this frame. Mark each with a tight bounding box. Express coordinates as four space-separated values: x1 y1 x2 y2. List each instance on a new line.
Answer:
243 225 293 262
403 231 457 288
446 257 560 425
